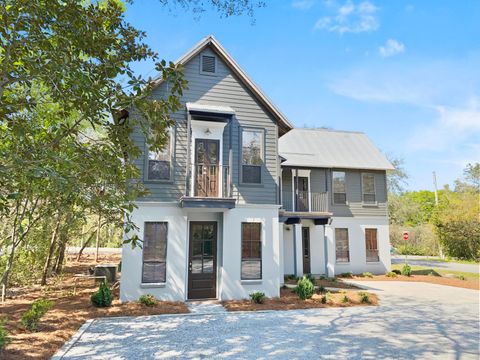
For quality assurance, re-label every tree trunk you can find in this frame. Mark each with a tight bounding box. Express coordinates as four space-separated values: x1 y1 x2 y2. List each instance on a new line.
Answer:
95 214 101 262
76 230 97 261
0 240 16 303
41 215 61 286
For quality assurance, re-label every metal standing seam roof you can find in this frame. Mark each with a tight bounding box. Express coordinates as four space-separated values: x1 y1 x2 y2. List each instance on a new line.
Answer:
279 128 395 170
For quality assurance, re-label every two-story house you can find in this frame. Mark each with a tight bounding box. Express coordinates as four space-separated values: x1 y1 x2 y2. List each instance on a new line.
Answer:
120 36 394 302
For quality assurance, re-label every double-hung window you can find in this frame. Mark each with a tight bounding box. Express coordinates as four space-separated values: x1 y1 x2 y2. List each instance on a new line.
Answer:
365 228 379 262
147 129 173 181
333 171 347 204
241 129 263 184
362 173 376 203
241 222 262 279
142 222 168 283
335 228 350 263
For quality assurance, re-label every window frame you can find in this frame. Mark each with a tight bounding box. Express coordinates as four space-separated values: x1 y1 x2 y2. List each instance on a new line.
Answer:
141 222 168 284
365 228 379 262
240 222 263 280
332 171 347 205
335 228 350 263
240 127 265 185
199 53 217 76
361 173 377 204
145 127 175 183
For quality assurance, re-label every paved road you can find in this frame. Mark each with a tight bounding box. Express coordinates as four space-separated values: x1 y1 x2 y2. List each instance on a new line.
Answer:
391 255 480 274
55 281 479 359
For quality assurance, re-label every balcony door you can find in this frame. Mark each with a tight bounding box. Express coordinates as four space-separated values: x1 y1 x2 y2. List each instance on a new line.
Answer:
195 139 219 197
295 176 309 212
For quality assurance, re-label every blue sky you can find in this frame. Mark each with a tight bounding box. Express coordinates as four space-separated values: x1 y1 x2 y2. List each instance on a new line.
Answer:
125 0 480 191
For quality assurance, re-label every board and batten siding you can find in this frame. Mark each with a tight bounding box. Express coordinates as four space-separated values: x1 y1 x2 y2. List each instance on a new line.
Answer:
131 47 280 205
280 168 388 217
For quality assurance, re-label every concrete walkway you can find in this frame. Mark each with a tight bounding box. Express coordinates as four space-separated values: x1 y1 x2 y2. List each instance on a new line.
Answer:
55 282 479 359
186 300 226 314
391 255 480 274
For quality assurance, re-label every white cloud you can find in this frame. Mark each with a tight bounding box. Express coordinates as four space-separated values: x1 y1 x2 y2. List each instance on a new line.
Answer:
291 0 315 10
408 99 480 152
379 39 405 58
314 0 379 34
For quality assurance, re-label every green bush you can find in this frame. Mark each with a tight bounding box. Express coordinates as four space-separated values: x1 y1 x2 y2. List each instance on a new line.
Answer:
20 299 54 332
0 319 9 349
249 291 266 304
295 276 315 300
359 292 370 304
342 295 350 303
338 272 353 278
401 264 412 276
362 272 373 278
139 294 157 307
456 275 466 281
392 269 402 275
91 281 113 307
321 294 328 304
385 271 397 278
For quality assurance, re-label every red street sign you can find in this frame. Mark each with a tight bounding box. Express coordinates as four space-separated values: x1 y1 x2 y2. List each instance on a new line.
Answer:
403 231 409 241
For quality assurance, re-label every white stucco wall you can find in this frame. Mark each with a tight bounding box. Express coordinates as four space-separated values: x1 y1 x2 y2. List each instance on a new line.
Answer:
283 226 294 275
220 205 280 300
120 203 188 302
325 217 391 276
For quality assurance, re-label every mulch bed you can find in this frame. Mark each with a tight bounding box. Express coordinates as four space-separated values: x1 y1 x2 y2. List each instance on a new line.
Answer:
0 253 189 360
222 288 378 312
351 274 480 290
285 278 360 289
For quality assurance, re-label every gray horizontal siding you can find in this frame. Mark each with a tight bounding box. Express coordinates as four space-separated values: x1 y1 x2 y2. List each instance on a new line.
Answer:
133 47 279 204
280 167 388 217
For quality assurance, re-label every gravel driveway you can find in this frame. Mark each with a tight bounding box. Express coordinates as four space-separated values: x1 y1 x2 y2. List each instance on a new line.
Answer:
55 282 479 360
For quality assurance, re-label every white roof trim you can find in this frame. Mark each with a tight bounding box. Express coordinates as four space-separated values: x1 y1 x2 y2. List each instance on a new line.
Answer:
152 35 293 134
186 102 235 115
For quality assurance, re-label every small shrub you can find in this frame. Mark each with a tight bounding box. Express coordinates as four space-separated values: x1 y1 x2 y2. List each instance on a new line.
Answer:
0 319 9 349
359 292 370 304
249 291 266 304
317 285 326 293
362 272 373 278
401 264 412 277
139 294 157 307
338 272 353 278
456 275 466 281
319 275 326 280
295 276 315 300
321 295 328 304
91 281 113 308
20 299 54 332
342 295 350 303
327 277 337 283
385 271 397 278
392 269 402 275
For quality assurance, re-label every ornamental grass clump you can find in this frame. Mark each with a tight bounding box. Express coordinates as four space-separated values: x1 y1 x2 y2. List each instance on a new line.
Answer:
139 294 157 307
91 281 113 308
249 291 266 304
20 299 54 332
295 276 315 300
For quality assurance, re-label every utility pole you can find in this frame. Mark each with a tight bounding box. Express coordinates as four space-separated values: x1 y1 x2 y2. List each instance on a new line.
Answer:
433 171 439 206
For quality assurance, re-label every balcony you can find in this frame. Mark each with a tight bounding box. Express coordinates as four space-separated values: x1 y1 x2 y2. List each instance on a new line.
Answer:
180 164 235 209
282 191 329 213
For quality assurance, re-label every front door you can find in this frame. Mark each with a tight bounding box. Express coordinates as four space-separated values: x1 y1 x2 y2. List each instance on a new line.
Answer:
188 222 217 299
295 177 309 211
195 139 219 197
302 227 311 274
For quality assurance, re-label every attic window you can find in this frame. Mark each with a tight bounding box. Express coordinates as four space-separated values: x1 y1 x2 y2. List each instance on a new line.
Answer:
201 55 216 74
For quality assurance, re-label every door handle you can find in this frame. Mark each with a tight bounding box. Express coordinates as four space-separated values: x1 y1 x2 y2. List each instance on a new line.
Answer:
189 262 192 272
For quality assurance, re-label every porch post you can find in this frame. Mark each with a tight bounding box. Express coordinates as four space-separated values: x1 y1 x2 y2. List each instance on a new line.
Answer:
293 223 303 277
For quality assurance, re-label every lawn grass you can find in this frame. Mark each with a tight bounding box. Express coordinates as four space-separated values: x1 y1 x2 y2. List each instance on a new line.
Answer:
391 264 479 279
402 257 480 265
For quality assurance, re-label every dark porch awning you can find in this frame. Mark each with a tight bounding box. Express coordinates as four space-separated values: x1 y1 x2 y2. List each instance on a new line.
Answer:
279 210 332 225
